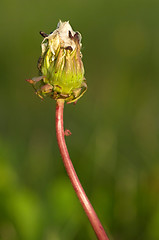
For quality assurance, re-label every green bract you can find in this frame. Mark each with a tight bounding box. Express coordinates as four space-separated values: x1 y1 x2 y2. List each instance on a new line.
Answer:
28 21 87 103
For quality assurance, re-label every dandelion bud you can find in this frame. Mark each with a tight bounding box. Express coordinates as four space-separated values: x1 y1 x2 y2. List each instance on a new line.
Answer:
28 20 87 103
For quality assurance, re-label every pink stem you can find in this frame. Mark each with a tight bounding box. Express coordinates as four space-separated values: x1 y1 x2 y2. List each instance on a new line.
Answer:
55 99 109 240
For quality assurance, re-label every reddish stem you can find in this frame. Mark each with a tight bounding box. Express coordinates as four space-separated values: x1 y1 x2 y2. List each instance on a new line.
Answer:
55 99 109 240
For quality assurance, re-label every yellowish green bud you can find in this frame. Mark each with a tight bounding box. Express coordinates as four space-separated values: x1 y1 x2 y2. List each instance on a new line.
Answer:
28 20 87 103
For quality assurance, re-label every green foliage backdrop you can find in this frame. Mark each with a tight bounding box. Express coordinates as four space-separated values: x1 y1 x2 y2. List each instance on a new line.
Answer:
0 0 159 239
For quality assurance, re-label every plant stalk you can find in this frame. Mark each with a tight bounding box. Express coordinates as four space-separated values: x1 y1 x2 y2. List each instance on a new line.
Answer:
55 99 109 240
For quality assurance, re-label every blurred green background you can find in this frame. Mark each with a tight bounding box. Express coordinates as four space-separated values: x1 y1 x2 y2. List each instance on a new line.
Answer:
0 0 159 239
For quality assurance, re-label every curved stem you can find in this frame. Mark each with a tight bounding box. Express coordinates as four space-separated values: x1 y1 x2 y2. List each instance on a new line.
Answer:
55 99 109 240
